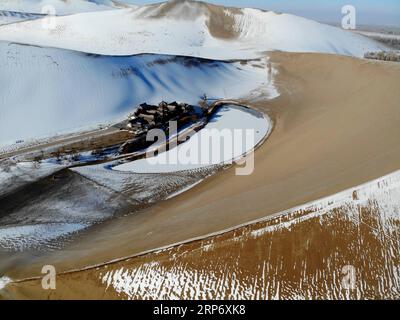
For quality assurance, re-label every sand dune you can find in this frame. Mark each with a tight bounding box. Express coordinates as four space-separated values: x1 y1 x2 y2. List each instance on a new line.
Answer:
3 52 399 288
0 0 121 15
0 0 385 58
5 168 399 299
0 43 269 147
0 0 398 302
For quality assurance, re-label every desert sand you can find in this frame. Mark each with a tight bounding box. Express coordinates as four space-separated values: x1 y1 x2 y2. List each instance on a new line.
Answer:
5 168 399 299
2 52 400 298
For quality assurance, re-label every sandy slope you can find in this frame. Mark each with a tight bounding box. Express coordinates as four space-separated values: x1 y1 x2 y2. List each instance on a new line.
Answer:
0 0 385 59
3 52 399 283
5 168 399 299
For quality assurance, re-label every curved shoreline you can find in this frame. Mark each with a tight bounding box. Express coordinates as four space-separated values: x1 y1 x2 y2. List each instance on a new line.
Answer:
113 104 272 174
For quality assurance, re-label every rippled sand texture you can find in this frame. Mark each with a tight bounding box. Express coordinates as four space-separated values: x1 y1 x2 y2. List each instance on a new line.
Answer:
4 170 399 299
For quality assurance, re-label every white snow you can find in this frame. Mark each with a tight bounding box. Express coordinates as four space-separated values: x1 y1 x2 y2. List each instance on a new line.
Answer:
231 8 386 57
0 161 63 197
0 2 385 59
354 30 400 41
0 276 12 290
0 43 272 147
0 3 385 59
0 223 88 251
0 1 377 149
165 179 205 200
0 10 42 26
113 105 272 173
0 0 119 15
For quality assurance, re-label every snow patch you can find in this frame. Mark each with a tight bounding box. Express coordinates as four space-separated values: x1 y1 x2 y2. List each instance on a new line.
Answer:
0 276 12 290
0 161 63 197
100 168 400 300
0 0 118 15
0 223 88 251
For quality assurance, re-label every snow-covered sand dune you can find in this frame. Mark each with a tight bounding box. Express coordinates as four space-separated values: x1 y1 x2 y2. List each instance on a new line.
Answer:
0 0 123 15
0 0 385 59
99 168 400 300
0 10 43 26
0 42 273 147
0 161 63 197
0 223 88 251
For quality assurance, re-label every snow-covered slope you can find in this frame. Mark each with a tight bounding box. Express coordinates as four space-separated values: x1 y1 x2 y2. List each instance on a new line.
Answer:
0 42 273 147
0 0 125 15
0 10 43 26
0 0 385 59
0 161 62 197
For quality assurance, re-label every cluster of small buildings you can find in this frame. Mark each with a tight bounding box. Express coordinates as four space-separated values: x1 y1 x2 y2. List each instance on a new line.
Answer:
127 101 197 133
119 101 202 154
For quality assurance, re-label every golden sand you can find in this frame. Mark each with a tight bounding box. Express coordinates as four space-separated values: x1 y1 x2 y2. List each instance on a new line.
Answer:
4 168 399 299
